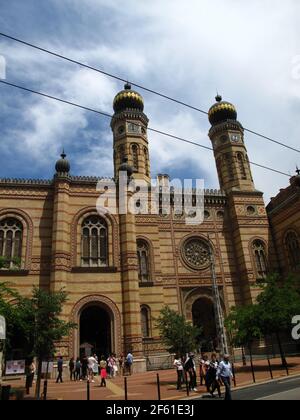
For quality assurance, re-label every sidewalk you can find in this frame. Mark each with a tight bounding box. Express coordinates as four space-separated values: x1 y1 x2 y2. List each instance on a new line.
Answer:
3 355 300 400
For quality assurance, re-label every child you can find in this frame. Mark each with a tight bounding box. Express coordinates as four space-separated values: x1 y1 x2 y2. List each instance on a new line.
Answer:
100 366 107 387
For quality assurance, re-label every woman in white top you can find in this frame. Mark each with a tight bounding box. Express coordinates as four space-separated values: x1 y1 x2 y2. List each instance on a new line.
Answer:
173 355 184 390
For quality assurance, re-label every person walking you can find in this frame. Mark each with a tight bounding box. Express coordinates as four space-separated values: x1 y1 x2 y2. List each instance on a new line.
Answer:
216 354 233 401
118 353 124 376
81 356 88 380
199 354 209 387
69 357 75 381
75 358 81 381
173 355 184 390
184 353 197 392
126 352 133 376
99 356 107 387
88 355 98 383
206 353 221 398
56 356 64 384
25 360 35 395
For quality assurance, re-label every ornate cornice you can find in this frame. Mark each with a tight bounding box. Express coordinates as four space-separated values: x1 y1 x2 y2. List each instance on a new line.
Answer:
208 120 244 138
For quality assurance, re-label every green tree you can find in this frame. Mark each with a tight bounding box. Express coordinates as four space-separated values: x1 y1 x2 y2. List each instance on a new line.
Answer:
255 274 300 366
156 306 201 357
225 273 300 367
0 283 76 399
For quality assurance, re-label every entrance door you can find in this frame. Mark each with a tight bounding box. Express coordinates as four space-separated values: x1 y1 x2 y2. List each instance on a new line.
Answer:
79 305 112 358
192 298 217 352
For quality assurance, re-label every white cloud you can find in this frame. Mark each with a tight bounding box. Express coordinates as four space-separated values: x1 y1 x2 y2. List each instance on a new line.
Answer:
0 0 299 200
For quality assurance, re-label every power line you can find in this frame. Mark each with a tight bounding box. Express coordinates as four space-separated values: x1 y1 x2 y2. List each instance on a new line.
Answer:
0 31 299 154
0 79 291 178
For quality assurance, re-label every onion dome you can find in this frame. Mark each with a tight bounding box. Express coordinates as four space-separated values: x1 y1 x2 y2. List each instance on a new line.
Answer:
119 157 133 178
113 83 144 113
55 150 70 174
208 95 237 126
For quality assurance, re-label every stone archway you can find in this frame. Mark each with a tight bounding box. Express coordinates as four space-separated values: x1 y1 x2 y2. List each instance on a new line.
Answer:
70 295 122 358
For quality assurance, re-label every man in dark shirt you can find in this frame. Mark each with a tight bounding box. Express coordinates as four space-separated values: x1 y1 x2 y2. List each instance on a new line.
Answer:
56 356 64 383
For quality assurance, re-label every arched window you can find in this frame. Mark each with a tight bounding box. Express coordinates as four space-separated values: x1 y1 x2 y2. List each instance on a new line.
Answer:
81 216 108 267
144 148 149 177
285 231 300 271
0 218 23 268
237 153 247 179
132 144 139 171
137 240 151 283
141 306 151 338
252 240 267 279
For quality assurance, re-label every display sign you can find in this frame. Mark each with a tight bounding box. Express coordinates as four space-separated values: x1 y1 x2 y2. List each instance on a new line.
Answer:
42 361 54 374
5 360 26 375
0 315 5 340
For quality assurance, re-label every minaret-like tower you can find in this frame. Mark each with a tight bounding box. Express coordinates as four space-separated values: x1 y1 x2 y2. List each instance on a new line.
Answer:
208 97 276 304
111 83 150 184
208 95 254 193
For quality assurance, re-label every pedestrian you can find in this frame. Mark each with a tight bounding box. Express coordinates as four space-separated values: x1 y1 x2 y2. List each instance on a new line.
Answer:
88 354 98 383
81 355 88 380
118 353 124 376
126 351 133 376
112 353 119 377
100 365 107 387
206 353 221 398
92 354 99 376
75 357 81 381
25 360 35 395
173 355 184 390
56 356 64 384
184 352 197 392
199 354 209 386
216 354 233 401
69 357 75 381
99 356 107 387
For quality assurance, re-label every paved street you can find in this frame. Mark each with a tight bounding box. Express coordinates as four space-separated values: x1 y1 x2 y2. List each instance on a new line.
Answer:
232 376 300 400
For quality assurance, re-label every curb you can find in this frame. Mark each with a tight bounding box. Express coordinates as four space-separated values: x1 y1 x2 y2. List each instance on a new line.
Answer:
180 372 300 401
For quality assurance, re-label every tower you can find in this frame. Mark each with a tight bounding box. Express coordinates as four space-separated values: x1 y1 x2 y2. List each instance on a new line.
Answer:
111 83 150 184
208 95 254 193
208 96 276 304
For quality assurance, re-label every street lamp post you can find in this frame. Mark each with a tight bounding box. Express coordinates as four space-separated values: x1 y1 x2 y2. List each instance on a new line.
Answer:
208 245 229 356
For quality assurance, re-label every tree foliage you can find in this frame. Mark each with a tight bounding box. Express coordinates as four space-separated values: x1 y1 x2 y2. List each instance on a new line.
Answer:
156 306 201 357
225 273 300 364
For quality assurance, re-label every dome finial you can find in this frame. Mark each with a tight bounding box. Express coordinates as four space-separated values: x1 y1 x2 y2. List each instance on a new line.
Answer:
296 166 300 176
124 81 131 90
55 149 70 175
215 93 222 102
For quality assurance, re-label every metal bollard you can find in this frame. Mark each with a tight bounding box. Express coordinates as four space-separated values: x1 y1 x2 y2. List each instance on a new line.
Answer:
43 380 48 400
124 376 128 401
232 363 237 387
87 379 90 401
156 373 161 401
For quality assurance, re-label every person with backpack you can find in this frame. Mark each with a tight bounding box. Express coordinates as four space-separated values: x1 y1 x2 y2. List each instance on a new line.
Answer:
126 352 133 375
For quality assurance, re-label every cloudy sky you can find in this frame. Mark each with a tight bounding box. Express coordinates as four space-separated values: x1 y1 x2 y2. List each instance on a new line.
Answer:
0 0 299 202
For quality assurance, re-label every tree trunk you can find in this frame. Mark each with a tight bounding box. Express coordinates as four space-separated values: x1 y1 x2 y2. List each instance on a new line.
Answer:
275 332 287 367
35 358 42 400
